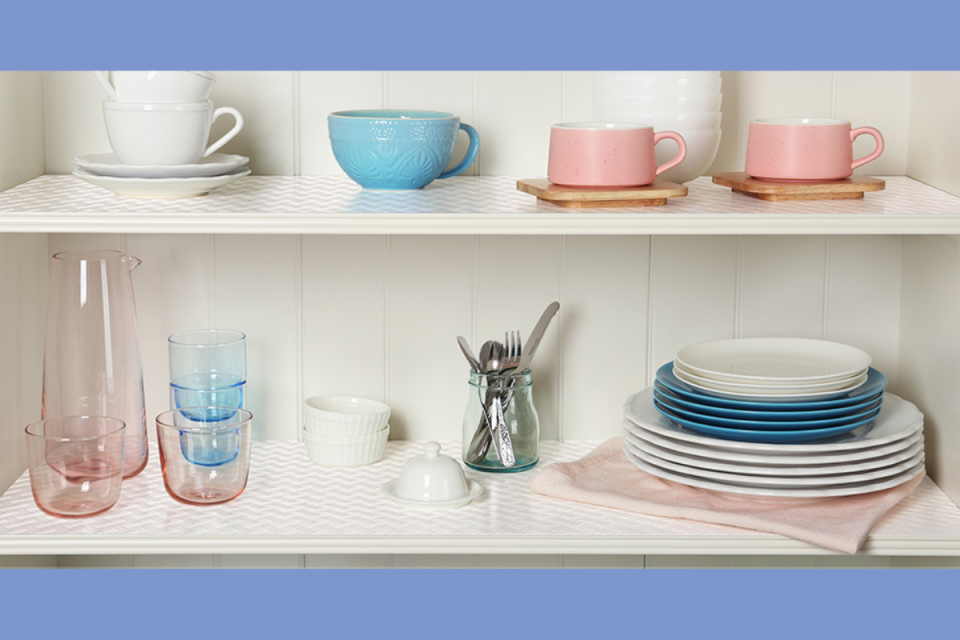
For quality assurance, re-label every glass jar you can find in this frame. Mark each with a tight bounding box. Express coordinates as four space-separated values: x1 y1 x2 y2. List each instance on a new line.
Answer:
462 371 539 472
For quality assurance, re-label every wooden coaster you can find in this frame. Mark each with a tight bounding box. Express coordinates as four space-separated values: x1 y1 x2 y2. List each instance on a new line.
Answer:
516 178 687 208
712 172 886 202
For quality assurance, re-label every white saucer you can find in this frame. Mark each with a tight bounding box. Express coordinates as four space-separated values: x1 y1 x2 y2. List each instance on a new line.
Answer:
72 153 249 178
73 168 251 199
381 479 483 510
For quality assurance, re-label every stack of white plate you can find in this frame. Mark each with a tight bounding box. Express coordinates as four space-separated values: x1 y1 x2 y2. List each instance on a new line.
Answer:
620 337 925 498
592 71 722 184
71 153 250 198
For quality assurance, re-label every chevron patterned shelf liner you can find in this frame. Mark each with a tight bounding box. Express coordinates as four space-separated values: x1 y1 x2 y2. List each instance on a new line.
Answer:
2 441 959 546
0 177 958 235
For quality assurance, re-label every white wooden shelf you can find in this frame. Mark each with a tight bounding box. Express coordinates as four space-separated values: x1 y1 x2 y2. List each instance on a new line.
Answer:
1 440 959 556
0 175 958 235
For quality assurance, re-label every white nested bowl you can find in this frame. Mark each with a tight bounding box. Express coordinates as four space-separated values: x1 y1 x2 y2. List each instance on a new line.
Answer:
598 111 722 131
302 424 389 467
655 128 723 184
304 396 390 435
593 75 722 97
594 93 723 115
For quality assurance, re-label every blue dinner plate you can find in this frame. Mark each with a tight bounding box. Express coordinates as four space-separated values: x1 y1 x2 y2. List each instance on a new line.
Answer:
654 381 884 420
653 389 883 430
653 399 877 443
656 362 887 411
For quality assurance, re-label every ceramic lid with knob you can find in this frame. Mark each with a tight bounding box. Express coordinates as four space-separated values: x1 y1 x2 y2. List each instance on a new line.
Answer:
382 442 483 510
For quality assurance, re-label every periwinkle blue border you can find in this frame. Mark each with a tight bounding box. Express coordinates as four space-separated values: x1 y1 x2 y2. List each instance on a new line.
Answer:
0 569 957 638
2 0 958 70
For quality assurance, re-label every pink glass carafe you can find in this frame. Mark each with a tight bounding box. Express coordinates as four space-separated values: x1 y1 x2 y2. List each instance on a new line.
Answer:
42 250 148 478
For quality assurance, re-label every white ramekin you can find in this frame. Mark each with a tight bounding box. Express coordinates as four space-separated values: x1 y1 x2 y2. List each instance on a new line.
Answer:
302 424 389 467
303 396 391 436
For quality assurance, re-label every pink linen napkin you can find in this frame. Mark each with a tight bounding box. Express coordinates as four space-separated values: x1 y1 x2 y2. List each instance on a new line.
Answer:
530 437 924 554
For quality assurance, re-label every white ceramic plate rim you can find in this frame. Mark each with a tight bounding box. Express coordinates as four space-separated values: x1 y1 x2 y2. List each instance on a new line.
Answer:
673 366 869 397
73 168 250 198
622 419 923 465
380 479 482 510
624 388 922 452
624 446 925 498
676 337 872 382
72 152 249 179
625 436 925 486
623 429 925 476
673 359 868 388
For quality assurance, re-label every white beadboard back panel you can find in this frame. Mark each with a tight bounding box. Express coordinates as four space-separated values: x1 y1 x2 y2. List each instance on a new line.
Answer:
474 236 562 440
301 235 387 415
908 72 960 197
0 234 47 494
0 72 45 191
562 236 649 440
3 234 912 448
214 235 301 440
386 236 473 440
897 235 960 504
36 70 920 178
648 236 739 379
824 236 902 390
204 71 296 176
737 235 827 339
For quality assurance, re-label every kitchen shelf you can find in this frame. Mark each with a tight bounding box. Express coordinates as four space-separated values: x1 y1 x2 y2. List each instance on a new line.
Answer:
1 440 959 556
0 175 959 235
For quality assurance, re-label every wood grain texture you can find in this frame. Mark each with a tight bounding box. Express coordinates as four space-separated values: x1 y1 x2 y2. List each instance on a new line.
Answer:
714 172 885 201
516 178 687 208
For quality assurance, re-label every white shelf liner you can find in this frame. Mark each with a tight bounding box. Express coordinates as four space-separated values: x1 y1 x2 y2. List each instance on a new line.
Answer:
0 176 958 234
1 441 959 550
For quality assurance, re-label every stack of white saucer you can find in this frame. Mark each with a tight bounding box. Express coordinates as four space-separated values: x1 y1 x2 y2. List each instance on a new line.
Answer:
72 71 250 199
592 71 723 184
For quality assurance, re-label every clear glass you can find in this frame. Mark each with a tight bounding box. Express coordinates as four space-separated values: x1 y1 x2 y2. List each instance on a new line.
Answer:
42 250 147 478
156 407 252 505
168 329 246 421
462 371 539 472
25 416 126 518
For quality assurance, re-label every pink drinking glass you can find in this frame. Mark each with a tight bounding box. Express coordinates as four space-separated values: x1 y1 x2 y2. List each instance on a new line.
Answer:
25 416 126 518
156 408 252 505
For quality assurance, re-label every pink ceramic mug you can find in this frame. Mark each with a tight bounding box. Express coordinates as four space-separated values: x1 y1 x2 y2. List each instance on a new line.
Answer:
745 118 884 182
548 122 686 187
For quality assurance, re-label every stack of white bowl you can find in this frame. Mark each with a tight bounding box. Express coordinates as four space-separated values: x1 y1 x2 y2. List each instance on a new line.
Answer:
592 71 722 184
302 396 391 467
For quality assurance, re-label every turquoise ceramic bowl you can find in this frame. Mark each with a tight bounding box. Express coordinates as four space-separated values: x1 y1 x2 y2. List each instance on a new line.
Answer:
328 110 480 190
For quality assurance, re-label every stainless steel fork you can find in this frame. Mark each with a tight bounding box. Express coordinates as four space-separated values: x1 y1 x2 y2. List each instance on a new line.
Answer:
466 330 522 466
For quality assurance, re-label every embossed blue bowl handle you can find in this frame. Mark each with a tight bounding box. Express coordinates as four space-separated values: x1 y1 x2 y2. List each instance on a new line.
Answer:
438 123 480 179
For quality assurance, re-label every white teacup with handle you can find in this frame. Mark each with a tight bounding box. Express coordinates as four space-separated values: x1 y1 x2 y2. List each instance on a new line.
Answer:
95 71 217 103
103 101 243 166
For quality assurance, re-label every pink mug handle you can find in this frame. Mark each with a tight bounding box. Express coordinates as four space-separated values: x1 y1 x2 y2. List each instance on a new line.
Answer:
850 127 884 170
653 131 687 176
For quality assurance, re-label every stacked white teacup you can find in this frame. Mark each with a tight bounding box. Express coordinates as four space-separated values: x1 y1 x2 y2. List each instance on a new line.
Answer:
592 71 723 184
71 71 250 198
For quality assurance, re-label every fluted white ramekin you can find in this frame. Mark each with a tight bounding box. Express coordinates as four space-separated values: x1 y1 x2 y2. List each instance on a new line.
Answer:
303 396 390 436
302 424 389 467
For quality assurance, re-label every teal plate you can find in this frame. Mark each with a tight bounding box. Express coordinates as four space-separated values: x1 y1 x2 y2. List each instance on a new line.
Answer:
653 399 878 443
654 388 883 430
656 362 887 411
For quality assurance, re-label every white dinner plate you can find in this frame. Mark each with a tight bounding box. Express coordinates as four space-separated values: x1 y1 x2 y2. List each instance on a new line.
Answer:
624 436 925 487
672 365 869 399
673 359 868 391
624 387 923 453
623 419 924 466
72 152 249 178
623 446 925 498
73 168 251 198
676 337 872 384
623 428 925 476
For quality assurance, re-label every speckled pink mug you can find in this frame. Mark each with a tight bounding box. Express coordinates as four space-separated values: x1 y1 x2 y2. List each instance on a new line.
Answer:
745 118 884 182
548 122 686 187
